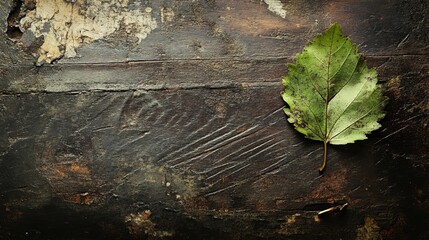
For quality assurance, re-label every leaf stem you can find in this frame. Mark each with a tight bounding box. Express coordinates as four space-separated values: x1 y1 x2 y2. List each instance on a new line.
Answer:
319 140 328 173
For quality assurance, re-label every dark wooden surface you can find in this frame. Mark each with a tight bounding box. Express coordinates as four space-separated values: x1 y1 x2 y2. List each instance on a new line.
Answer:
1 0 428 239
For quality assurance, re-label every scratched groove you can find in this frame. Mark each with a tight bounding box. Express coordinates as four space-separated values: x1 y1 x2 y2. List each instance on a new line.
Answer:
110 86 316 198
2 60 426 224
2 87 319 205
210 129 283 164
168 125 280 177
0 0 428 238
185 129 269 169
166 124 261 168
119 87 316 201
159 123 231 164
166 124 251 168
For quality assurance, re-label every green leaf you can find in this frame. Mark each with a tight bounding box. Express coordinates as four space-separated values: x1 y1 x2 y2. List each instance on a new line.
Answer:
281 23 387 173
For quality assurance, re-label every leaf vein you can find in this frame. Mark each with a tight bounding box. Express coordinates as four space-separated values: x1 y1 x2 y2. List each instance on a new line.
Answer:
301 100 324 139
328 47 353 82
331 38 348 55
309 78 325 101
328 56 360 101
327 71 370 138
329 100 378 141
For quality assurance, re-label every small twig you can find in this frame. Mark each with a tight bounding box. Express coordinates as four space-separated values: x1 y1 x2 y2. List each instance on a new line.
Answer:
317 203 349 216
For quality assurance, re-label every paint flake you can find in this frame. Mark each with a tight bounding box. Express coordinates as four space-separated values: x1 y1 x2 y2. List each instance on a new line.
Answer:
263 0 287 18
19 0 157 64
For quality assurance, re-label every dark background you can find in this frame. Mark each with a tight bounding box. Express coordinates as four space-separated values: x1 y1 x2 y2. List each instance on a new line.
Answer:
0 0 428 239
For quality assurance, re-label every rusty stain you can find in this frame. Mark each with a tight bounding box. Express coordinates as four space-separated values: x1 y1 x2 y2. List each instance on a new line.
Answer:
307 167 348 200
35 139 110 206
184 195 209 211
62 193 98 205
52 163 91 178
53 167 67 178
64 194 82 204
69 163 90 175
356 217 381 240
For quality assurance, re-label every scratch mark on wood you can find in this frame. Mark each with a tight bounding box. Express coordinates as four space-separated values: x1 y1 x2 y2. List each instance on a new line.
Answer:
167 122 269 169
118 132 150 149
264 153 299 176
199 125 263 156
92 125 114 132
163 113 181 126
258 157 287 175
168 112 190 129
204 180 245 197
214 163 252 183
304 147 323 158
210 135 264 166
398 113 427 124
254 150 299 182
118 93 134 125
155 117 217 161
199 129 283 165
161 123 231 164
262 106 285 121
191 161 237 175
291 141 305 148
206 161 248 182
238 137 279 160
397 33 410 48
232 130 280 155
375 125 409 145
247 138 287 161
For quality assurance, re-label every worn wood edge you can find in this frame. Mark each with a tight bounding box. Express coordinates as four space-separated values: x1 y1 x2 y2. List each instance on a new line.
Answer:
1 55 427 94
1 0 427 66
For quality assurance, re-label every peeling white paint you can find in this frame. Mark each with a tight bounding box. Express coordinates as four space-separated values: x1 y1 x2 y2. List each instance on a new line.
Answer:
263 0 287 18
19 0 157 64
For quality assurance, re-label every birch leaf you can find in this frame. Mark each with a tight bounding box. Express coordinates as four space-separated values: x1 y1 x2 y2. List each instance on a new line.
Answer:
281 23 387 173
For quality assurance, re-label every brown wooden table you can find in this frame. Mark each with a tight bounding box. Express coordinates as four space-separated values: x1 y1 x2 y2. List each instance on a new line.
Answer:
1 0 428 239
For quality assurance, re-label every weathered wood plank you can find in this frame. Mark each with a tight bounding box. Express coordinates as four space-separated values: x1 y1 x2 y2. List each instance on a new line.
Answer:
0 55 426 93
1 57 428 238
0 88 392 239
0 0 428 239
0 0 427 66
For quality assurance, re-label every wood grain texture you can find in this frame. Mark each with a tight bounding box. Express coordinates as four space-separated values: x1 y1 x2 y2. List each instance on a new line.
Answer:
0 0 428 239
0 0 427 65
